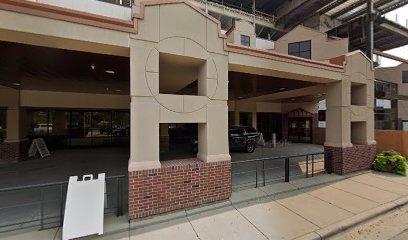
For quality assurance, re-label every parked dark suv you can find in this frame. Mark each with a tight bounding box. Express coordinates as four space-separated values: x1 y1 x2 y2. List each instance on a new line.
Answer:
191 126 258 153
228 126 258 153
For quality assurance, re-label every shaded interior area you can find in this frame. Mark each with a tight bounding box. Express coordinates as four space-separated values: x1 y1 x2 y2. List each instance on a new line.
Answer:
159 123 197 161
0 41 130 94
0 41 131 182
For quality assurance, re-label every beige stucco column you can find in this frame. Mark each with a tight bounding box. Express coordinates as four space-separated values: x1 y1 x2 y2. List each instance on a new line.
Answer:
128 42 161 171
324 52 376 175
197 100 230 162
325 80 352 148
159 123 170 152
6 107 26 141
252 111 257 129
234 111 240 126
128 97 161 171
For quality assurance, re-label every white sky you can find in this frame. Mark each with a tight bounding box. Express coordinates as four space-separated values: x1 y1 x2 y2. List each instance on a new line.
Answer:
378 5 408 67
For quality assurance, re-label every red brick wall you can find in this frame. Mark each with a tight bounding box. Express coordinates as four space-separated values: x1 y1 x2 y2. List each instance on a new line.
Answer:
0 140 29 163
325 144 376 175
128 159 231 219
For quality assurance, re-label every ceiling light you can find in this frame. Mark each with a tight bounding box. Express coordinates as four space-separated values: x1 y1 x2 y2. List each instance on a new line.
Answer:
91 64 95 70
115 89 121 92
12 82 21 86
105 70 115 74
279 87 286 91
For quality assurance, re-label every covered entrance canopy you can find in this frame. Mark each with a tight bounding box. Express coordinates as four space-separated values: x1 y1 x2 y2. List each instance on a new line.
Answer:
0 40 131 176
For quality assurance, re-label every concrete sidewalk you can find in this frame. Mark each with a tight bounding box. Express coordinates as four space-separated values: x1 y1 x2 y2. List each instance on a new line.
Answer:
2 170 408 240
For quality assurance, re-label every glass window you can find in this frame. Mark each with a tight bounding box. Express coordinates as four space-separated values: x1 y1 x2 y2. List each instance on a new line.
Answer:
49 111 69 136
92 112 112 138
0 109 6 142
403 121 408 131
403 71 408 83
288 41 311 59
112 111 130 137
240 35 250 47
28 110 49 136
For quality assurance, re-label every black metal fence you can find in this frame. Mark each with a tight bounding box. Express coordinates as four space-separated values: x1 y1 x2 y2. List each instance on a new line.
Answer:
0 175 127 233
231 152 325 189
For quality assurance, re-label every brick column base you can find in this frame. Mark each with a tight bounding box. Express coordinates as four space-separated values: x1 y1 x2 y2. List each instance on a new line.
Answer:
128 159 231 219
0 139 29 163
324 144 376 175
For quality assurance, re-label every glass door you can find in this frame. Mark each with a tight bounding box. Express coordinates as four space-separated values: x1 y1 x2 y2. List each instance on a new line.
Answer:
288 117 312 143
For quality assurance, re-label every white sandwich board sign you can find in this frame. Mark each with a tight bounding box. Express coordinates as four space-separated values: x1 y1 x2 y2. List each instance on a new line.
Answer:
63 173 105 240
28 138 50 158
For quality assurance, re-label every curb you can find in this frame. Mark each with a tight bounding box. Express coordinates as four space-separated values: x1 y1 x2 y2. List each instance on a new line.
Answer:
294 195 408 240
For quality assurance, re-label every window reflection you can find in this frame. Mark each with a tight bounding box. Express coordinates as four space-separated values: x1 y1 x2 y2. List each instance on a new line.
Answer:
27 109 129 148
375 80 398 130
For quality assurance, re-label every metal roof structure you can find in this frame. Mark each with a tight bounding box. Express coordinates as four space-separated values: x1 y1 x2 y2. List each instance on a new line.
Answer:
202 0 408 53
328 16 408 51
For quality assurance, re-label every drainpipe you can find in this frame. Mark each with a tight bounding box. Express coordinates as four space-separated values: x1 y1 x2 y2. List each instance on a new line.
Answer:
253 0 256 28
366 0 374 60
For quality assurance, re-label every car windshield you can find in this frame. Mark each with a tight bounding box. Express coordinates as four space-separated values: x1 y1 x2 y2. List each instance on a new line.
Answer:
244 127 257 133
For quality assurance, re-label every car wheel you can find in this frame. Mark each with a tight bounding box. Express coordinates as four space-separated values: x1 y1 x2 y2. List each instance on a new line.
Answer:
245 143 255 153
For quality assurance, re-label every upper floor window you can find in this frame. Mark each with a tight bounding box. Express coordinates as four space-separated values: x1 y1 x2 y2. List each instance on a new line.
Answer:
403 71 408 83
288 41 311 59
241 35 250 47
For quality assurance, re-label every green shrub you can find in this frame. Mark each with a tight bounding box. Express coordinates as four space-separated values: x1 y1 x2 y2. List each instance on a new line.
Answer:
373 150 407 176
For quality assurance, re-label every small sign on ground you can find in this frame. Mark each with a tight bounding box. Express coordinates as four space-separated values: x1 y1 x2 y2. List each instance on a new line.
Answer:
28 138 50 158
63 173 105 240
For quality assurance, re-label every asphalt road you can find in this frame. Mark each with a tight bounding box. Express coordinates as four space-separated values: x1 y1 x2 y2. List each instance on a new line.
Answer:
329 204 408 240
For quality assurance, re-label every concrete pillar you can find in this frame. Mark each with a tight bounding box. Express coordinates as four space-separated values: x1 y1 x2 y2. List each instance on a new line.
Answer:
128 97 161 171
325 80 352 148
159 123 170 152
197 100 230 162
324 53 376 175
234 111 240 126
252 111 257 129
0 107 29 162
6 107 26 141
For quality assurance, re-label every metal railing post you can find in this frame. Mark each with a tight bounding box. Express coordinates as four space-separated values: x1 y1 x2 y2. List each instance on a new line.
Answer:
262 160 266 186
312 154 315 177
285 157 290 182
60 185 64 226
255 162 258 188
306 155 309 178
117 177 123 216
40 188 44 230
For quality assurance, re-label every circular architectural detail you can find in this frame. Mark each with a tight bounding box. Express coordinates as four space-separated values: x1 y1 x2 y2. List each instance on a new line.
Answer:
145 37 219 113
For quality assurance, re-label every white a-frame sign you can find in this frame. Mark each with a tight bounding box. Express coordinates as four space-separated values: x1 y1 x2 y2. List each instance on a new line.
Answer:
28 138 51 158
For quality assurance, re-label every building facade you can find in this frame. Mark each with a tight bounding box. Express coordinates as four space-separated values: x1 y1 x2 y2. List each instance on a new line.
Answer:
375 63 408 131
0 0 376 219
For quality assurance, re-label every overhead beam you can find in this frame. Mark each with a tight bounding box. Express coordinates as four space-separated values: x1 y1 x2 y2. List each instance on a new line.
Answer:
278 0 335 28
341 0 395 22
330 0 366 19
379 21 408 37
374 49 408 64
189 0 282 31
238 85 326 102
317 0 349 15
380 0 408 13
377 38 408 50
